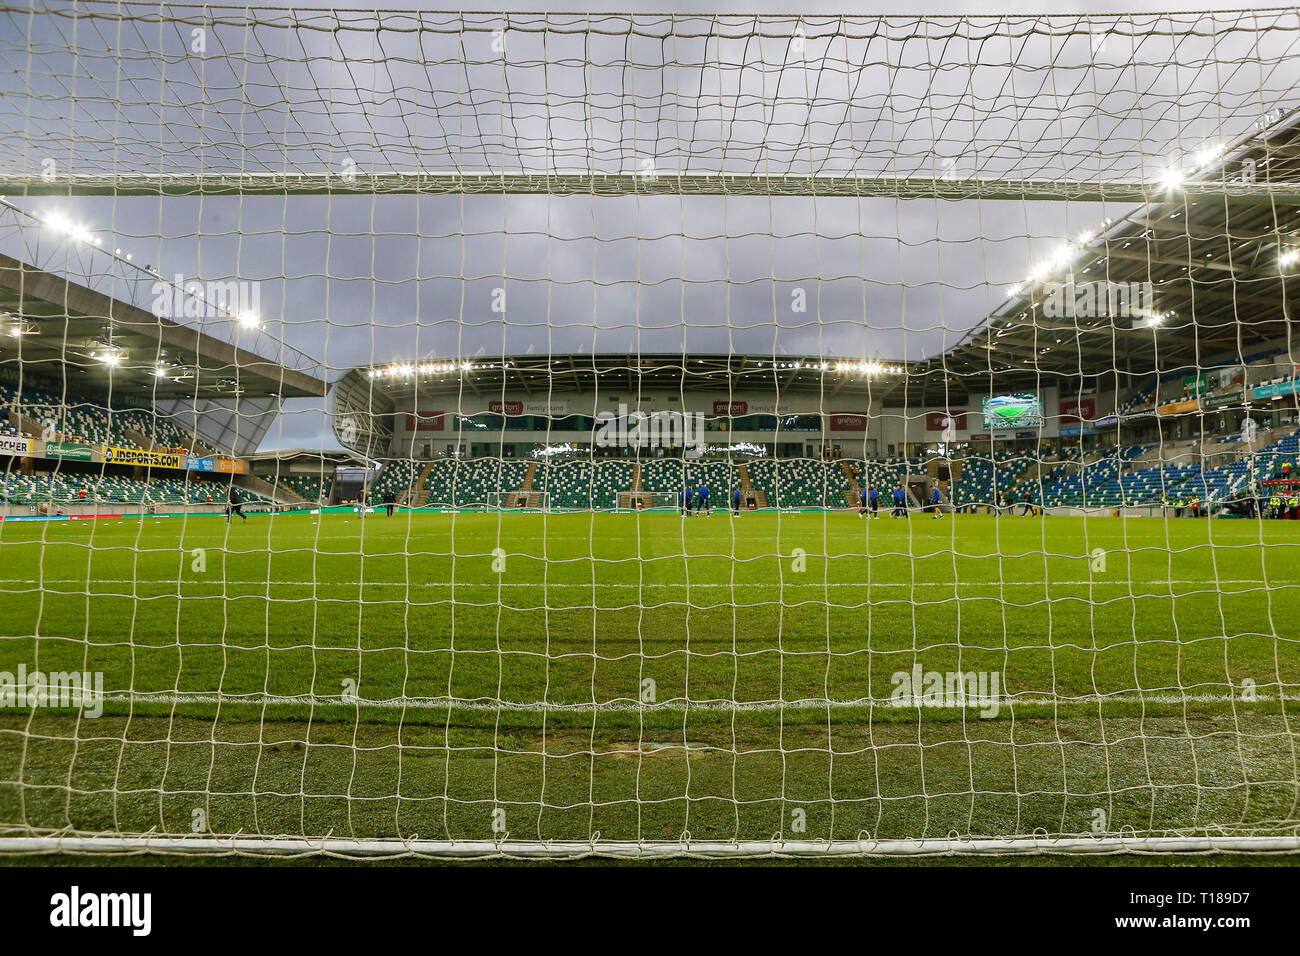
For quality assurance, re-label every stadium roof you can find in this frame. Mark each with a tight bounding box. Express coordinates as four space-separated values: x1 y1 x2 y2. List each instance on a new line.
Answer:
244 448 368 466
0 252 327 402
356 353 900 404
347 110 1300 411
933 106 1300 402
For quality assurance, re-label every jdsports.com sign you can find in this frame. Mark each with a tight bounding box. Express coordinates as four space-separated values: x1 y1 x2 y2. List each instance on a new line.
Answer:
101 445 186 469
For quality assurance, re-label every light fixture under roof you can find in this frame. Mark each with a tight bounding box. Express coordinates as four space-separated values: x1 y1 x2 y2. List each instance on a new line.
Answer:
1159 165 1186 191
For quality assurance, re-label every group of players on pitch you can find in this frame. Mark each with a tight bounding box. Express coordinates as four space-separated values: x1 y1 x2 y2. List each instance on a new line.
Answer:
857 484 944 519
676 485 767 515
678 485 727 514
674 482 946 518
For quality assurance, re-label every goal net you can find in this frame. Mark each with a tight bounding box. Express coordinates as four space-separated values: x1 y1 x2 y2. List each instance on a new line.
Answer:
617 491 679 511
1 4 1299 859
485 491 548 511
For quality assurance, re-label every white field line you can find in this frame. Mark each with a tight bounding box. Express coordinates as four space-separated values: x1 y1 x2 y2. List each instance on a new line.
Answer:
0 578 1288 588
102 690 1298 712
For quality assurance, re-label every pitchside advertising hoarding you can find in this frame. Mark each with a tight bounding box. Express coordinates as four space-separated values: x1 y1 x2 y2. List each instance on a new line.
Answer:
711 400 791 416
0 435 32 457
187 456 247 474
1158 399 1200 416
487 400 568 416
1059 397 1097 423
43 441 94 461
828 414 870 431
925 411 968 432
1254 379 1300 399
102 445 187 469
404 412 446 432
97 445 247 474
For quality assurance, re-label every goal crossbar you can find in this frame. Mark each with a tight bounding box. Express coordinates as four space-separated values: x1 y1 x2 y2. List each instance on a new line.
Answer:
1 835 1297 859
4 173 1297 203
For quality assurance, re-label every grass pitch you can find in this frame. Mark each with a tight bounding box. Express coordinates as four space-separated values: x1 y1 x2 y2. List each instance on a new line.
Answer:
0 509 1297 852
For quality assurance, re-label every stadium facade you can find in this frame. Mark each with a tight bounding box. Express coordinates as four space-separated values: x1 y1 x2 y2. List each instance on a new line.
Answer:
334 347 1299 464
327 340 1299 516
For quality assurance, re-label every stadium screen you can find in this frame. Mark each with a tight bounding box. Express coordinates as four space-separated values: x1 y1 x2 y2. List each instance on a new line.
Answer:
982 392 1043 430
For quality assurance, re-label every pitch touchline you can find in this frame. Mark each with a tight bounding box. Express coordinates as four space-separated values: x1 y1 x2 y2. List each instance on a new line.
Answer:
104 691 1296 711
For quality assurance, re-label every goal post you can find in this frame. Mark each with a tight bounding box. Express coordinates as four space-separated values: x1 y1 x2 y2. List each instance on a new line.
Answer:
1 4 1299 861
617 491 679 511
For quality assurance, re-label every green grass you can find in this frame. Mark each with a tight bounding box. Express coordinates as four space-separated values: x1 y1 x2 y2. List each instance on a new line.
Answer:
0 509 1297 856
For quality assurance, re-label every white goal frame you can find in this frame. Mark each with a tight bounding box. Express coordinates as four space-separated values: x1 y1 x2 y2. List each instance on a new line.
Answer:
1 834 1297 860
485 490 549 511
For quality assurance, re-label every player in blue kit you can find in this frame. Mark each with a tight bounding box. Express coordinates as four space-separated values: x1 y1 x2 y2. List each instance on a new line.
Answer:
892 485 907 517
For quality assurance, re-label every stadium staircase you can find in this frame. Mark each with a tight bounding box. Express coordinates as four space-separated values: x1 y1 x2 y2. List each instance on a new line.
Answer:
736 463 768 508
839 461 862 507
613 462 647 509
271 481 308 504
411 461 436 506
499 461 542 508
9 408 43 439
237 473 291 504
271 475 333 503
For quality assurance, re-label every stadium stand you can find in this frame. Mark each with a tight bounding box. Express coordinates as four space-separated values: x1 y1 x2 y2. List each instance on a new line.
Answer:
0 472 273 507
274 475 333 502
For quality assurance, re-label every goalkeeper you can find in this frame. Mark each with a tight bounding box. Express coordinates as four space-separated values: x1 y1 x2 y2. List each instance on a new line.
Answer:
226 485 247 524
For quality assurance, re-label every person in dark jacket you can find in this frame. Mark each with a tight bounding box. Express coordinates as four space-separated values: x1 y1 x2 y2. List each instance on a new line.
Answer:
226 485 247 524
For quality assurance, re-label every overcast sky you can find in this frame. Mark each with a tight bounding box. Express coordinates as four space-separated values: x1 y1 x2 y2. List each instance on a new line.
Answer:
3 0 1297 451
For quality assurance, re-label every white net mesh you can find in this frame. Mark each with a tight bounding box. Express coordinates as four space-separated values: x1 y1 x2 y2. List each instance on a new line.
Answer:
0 4 1298 858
